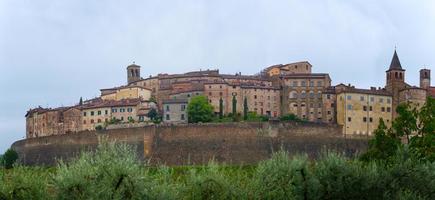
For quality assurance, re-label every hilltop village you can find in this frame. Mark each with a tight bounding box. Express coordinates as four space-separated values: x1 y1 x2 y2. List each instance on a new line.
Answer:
25 50 434 138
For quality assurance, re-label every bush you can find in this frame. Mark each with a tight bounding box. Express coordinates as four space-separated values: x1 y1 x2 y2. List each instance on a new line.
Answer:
183 161 246 200
280 114 303 122
53 139 149 199
252 151 320 199
0 166 49 200
2 149 18 169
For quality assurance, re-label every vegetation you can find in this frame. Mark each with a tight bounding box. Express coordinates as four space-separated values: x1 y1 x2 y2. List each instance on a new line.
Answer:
362 97 435 162
243 97 248 120
187 95 214 123
1 149 18 169
1 141 434 199
280 113 304 122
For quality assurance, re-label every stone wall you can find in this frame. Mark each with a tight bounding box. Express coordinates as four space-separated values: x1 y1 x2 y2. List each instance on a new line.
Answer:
12 122 368 166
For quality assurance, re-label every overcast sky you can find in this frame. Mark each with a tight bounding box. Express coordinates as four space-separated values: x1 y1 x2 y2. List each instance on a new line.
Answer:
0 0 434 152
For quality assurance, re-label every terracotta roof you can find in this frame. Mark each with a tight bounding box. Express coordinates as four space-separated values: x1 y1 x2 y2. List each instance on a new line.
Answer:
170 89 204 95
336 86 392 96
387 50 405 72
100 85 151 91
127 63 141 69
162 99 188 104
280 73 330 79
81 98 142 109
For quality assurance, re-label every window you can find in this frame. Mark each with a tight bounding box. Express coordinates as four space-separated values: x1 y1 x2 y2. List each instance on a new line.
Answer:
327 111 331 115
360 96 365 101
369 117 373 123
369 106 373 111
317 81 322 87
347 95 351 100
127 108 133 112
363 117 367 122
121 117 124 121
166 105 170 111
181 114 185 120
348 117 352 122
97 119 101 123
347 104 352 110
139 116 144 121
327 94 331 99
127 116 132 120
363 106 367 111
233 86 236 89
112 108 117 113
91 119 94 124
370 97 374 102
387 107 391 112
379 98 384 103
120 108 125 113
220 85 222 89
181 105 186 111
219 92 223 96
381 107 385 112
387 98 391 104
301 81 306 87
209 85 212 89
301 91 306 98
254 95 257 99
97 110 101 115
309 91 314 98
290 91 298 99
105 110 108 115
187 94 191 97
83 120 86 124
91 111 94 116
293 81 298 87
309 81 314 87
209 92 212 96
83 112 87 117
166 114 170 120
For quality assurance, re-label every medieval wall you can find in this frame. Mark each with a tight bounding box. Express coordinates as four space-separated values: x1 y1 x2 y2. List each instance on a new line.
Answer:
12 122 368 166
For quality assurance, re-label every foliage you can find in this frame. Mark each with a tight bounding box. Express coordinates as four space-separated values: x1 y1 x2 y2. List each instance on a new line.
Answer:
2 149 18 169
280 113 303 122
219 98 223 119
187 95 214 123
105 117 122 126
149 95 157 104
0 166 49 200
252 151 320 199
232 95 237 117
79 97 83 106
243 97 248 120
146 108 158 121
53 139 149 199
95 125 104 131
360 118 401 162
128 117 135 123
245 112 268 122
392 103 417 143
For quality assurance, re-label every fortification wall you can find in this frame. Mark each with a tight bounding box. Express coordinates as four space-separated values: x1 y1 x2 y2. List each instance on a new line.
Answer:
12 122 368 166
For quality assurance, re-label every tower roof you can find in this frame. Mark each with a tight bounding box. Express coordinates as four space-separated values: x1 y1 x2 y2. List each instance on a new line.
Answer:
127 62 141 69
387 50 405 72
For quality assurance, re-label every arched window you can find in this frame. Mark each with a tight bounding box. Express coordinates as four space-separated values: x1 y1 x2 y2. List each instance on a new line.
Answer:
289 91 298 99
301 90 306 98
395 72 398 78
399 73 403 79
136 69 140 77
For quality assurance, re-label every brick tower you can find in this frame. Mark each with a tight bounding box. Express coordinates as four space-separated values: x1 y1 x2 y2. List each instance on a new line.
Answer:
127 62 141 84
385 50 407 119
420 69 431 89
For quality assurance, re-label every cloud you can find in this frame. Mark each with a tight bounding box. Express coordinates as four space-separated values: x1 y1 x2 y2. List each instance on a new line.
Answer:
0 0 434 152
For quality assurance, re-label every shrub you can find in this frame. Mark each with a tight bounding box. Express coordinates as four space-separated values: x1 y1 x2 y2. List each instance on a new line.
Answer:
0 166 49 200
2 149 18 169
280 114 302 122
183 161 245 200
53 139 149 199
95 125 104 131
252 151 320 199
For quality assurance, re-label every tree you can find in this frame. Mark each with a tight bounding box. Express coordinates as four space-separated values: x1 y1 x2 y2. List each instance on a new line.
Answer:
392 103 418 143
243 97 248 120
232 95 237 117
149 95 157 104
280 114 302 122
187 95 214 123
79 97 83 106
2 148 18 169
219 97 223 119
360 118 400 161
417 97 435 136
147 108 158 121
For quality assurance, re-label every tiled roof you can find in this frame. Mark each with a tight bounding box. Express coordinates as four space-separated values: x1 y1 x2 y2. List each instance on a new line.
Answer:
387 50 405 71
162 99 188 104
336 86 392 96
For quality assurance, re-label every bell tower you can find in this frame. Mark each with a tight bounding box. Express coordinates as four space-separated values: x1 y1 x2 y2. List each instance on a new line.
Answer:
127 62 141 84
385 50 407 119
420 69 431 89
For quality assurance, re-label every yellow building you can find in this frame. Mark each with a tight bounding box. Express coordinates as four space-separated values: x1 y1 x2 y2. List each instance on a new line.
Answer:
100 85 151 101
336 87 392 136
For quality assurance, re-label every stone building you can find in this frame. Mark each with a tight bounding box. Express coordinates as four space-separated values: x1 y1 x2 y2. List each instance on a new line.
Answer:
162 99 188 123
336 86 392 136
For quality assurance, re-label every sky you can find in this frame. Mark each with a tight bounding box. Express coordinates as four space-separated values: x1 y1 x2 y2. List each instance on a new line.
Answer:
0 0 434 152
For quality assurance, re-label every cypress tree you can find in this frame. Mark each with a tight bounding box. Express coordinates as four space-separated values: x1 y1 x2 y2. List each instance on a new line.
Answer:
243 97 248 120
79 97 83 106
232 95 237 116
219 97 223 119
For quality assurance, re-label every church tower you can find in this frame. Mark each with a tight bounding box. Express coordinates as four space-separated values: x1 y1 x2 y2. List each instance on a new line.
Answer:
127 62 141 84
385 50 407 119
420 69 431 89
